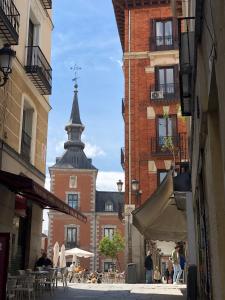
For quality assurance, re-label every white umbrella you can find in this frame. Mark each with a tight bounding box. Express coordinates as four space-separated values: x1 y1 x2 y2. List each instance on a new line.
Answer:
65 247 94 258
53 242 59 267
59 244 66 268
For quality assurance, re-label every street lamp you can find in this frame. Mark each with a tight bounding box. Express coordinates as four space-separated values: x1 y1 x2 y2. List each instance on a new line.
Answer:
0 44 16 87
117 179 123 192
131 179 142 206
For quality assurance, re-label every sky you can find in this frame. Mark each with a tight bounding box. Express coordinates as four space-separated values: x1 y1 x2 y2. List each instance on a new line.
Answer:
43 1 125 230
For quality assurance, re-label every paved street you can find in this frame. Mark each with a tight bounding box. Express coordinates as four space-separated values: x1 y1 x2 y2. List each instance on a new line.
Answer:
39 283 186 300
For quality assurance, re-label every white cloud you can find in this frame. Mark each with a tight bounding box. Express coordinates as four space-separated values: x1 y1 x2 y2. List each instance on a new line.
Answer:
96 171 124 191
84 142 106 158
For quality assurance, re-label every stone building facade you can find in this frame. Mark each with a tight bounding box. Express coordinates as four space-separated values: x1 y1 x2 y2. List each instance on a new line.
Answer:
48 83 125 272
0 0 53 277
112 0 188 281
172 0 225 299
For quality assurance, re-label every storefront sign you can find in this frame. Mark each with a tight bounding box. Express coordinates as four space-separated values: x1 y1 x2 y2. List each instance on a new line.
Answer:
0 233 10 300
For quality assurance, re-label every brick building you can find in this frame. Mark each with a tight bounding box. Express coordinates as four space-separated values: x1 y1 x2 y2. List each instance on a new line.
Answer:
112 0 188 281
48 82 125 272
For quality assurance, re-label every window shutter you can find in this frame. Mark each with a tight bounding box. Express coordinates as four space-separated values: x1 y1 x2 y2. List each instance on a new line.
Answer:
151 19 156 51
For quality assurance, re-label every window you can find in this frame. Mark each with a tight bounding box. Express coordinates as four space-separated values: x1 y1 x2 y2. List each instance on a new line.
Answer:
157 115 177 148
104 228 115 240
157 170 168 186
155 19 173 47
67 193 79 209
105 201 113 212
157 67 175 95
21 101 35 163
69 176 77 188
66 227 77 248
104 262 113 272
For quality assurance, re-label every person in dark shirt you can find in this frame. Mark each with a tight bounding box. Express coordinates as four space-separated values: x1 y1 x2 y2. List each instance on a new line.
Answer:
35 252 53 268
144 251 153 283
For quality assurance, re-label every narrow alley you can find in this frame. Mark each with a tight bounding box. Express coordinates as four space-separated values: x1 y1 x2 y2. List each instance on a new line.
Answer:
39 283 186 300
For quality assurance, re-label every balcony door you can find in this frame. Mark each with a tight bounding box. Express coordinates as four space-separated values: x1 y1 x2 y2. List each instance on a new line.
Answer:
157 115 177 150
157 67 175 96
66 227 77 249
155 19 173 47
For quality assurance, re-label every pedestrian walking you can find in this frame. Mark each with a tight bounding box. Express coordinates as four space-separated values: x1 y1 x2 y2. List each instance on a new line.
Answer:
144 251 153 283
171 245 182 284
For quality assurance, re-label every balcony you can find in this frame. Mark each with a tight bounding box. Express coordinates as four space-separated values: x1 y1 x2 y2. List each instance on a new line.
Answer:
121 147 125 170
122 98 125 118
150 83 179 104
0 0 20 45
40 0 52 9
150 35 178 51
20 130 31 163
151 133 188 161
25 46 52 95
65 241 78 250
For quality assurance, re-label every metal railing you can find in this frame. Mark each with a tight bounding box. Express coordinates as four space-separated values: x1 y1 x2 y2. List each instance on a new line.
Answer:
40 0 52 9
25 46 52 95
150 35 178 51
121 147 125 169
65 241 78 250
0 0 20 44
20 130 31 162
151 133 188 161
150 83 179 103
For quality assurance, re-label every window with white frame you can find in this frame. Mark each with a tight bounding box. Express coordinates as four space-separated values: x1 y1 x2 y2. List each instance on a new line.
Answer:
67 193 79 209
104 262 113 272
104 227 115 240
105 201 113 212
69 176 77 188
66 227 77 248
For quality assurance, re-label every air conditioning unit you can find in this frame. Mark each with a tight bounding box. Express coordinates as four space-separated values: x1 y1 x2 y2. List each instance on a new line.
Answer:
151 91 164 99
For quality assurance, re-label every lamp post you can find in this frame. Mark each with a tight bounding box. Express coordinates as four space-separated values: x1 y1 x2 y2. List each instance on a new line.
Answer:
0 44 16 87
116 179 123 193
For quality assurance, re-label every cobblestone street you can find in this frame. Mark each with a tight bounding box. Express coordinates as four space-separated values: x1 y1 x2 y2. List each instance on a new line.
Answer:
39 283 186 300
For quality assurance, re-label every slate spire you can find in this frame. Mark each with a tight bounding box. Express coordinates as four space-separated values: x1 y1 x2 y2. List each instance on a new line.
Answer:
64 81 85 150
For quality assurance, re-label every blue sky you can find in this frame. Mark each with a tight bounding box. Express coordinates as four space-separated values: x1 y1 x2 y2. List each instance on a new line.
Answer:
45 0 125 191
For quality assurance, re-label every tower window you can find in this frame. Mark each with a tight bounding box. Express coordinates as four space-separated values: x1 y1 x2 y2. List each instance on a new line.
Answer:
67 193 79 209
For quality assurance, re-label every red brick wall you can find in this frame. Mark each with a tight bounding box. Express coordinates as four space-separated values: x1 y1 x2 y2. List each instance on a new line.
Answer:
122 6 188 205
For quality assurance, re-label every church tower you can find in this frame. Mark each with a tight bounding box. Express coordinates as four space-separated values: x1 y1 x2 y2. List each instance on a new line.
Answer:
48 81 98 271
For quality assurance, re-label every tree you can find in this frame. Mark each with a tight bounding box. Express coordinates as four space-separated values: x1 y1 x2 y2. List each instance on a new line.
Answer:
99 231 125 271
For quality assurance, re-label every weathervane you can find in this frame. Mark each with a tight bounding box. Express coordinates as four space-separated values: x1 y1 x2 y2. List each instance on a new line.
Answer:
70 64 81 91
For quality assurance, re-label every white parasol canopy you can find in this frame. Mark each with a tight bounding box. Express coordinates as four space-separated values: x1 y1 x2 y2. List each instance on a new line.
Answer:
64 247 94 258
53 242 59 267
59 244 66 268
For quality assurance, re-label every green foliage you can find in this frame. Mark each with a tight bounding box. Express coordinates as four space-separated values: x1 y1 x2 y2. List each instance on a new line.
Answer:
98 231 125 260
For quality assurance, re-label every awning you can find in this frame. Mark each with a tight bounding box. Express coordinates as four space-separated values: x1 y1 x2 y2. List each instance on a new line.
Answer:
0 170 87 223
132 170 186 241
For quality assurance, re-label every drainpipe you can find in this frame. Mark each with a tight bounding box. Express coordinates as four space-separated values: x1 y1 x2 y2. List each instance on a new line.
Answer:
128 9 131 205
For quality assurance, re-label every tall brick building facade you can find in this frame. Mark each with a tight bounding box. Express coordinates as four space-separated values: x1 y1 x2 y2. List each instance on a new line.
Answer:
112 0 188 281
48 83 125 272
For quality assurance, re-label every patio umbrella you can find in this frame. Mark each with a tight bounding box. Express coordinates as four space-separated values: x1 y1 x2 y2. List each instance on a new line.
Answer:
53 242 59 267
59 244 66 268
65 247 94 258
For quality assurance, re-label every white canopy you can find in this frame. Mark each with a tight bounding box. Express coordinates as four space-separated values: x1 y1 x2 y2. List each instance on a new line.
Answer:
132 170 187 241
65 247 94 258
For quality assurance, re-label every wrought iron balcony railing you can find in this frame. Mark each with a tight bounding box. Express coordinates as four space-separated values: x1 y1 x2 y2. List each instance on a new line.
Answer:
122 98 125 117
150 83 179 103
25 46 52 95
121 147 125 170
150 34 178 51
65 241 78 250
0 0 20 45
151 133 188 161
40 0 52 9
21 130 31 163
